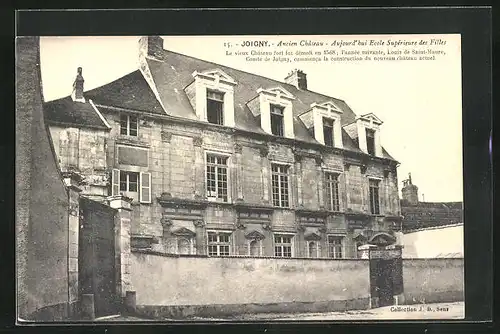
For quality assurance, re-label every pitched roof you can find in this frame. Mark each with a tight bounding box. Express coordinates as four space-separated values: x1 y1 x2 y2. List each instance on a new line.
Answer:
146 51 397 158
400 201 463 232
43 96 108 129
45 47 396 161
84 69 164 114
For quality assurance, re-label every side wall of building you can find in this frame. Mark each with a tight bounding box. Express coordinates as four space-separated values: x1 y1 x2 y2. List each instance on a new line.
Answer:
16 36 70 320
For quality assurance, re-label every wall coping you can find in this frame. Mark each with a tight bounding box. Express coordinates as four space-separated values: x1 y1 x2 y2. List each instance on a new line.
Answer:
131 248 370 261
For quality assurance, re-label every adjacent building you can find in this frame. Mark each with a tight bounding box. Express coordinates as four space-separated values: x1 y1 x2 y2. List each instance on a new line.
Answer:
400 173 463 232
399 173 463 259
43 35 402 261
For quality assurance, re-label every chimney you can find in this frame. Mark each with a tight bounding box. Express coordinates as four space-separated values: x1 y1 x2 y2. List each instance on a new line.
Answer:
401 172 419 205
285 69 307 90
138 36 165 62
71 67 85 103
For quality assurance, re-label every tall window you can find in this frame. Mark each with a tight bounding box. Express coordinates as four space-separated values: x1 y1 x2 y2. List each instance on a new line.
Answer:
119 171 139 192
325 172 340 211
274 235 293 258
207 232 231 256
248 240 261 256
369 179 380 214
308 241 319 258
323 118 334 147
206 154 228 202
366 128 376 155
327 236 343 259
207 90 224 125
271 164 289 207
120 114 138 136
270 104 284 137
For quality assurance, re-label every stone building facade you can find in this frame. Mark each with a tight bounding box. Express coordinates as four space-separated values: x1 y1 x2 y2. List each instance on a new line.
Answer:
44 36 402 260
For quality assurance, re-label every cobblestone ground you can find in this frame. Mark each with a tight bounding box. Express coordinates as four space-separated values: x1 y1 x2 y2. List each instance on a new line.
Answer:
95 302 464 322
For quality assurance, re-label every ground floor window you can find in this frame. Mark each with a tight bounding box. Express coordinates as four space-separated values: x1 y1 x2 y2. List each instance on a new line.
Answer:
274 234 293 258
307 241 320 258
207 231 232 256
247 239 262 256
328 235 344 259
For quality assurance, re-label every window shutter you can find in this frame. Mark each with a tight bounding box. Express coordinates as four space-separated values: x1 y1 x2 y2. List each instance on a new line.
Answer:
112 169 120 196
140 172 152 203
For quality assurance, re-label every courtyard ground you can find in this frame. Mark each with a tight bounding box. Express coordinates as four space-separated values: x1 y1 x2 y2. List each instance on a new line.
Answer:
96 301 464 322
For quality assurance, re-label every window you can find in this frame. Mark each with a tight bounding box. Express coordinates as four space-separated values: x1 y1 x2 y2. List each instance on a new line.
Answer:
207 90 224 125
328 236 343 259
323 118 334 147
369 179 380 214
177 237 194 255
366 128 375 155
207 232 231 256
119 171 139 192
111 169 151 204
206 154 228 202
120 114 138 136
325 172 340 211
270 104 284 137
308 241 319 258
274 235 293 257
248 240 261 256
271 164 289 207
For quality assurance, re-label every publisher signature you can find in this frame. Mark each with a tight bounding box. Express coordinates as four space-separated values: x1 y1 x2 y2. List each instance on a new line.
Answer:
390 305 450 312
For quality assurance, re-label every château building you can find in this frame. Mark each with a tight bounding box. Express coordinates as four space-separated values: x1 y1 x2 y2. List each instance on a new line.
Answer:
43 36 402 260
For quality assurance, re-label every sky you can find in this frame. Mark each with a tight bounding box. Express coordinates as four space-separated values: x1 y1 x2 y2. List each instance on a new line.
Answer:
39 34 463 202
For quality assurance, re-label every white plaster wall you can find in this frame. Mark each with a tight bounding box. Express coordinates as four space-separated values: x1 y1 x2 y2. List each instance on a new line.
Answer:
402 224 464 258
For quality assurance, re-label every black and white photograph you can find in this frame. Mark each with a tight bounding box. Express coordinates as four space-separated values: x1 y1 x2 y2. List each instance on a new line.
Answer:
16 33 465 322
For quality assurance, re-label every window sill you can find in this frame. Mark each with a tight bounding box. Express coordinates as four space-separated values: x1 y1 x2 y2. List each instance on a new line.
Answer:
116 136 150 148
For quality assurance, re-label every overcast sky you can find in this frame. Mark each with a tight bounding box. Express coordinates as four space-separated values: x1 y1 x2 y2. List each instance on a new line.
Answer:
39 35 463 202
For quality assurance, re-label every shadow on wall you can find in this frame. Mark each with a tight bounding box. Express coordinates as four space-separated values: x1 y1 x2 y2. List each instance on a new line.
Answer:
16 36 71 321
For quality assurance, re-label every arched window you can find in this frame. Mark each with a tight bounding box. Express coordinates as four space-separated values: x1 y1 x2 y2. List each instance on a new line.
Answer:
308 241 318 258
177 237 191 255
249 240 259 256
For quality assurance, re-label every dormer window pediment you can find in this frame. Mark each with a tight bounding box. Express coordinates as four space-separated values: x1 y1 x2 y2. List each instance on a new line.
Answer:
186 68 237 127
192 69 237 86
357 113 383 126
299 101 344 149
256 86 295 101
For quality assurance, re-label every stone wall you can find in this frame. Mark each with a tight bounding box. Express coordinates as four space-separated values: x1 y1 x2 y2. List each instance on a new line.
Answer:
48 125 108 200
402 258 464 304
16 36 70 320
130 251 371 318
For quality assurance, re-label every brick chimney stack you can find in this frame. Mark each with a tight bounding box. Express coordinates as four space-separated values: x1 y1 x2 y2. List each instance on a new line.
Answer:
285 69 307 90
401 172 419 205
71 67 85 103
138 35 165 62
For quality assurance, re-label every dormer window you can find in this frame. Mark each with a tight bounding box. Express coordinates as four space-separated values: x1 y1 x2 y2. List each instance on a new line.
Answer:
207 90 224 125
323 118 334 147
344 113 383 157
299 101 343 149
187 69 237 127
247 86 295 139
120 114 138 137
270 104 285 137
